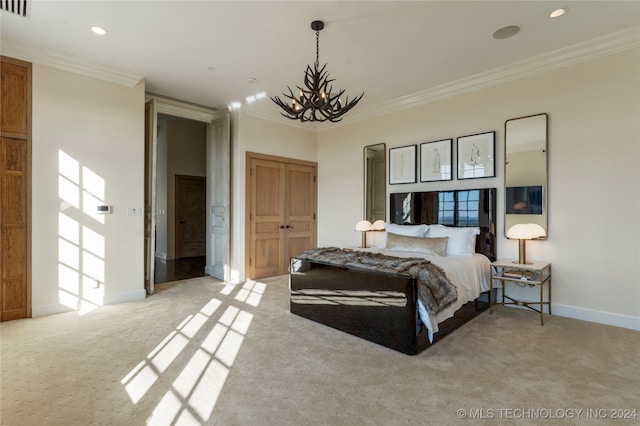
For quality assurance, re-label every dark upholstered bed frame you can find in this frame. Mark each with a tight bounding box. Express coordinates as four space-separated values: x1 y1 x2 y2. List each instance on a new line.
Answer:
289 188 496 355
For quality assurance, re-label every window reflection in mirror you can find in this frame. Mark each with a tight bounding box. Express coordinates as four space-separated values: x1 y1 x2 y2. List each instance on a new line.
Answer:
505 113 548 238
364 143 386 222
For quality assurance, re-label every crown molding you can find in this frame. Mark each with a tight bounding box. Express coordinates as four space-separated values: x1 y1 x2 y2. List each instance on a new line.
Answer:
250 26 639 132
338 26 640 128
3 25 637 129
0 42 142 87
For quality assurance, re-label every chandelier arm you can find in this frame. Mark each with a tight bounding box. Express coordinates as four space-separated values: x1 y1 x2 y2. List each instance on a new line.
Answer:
295 88 315 110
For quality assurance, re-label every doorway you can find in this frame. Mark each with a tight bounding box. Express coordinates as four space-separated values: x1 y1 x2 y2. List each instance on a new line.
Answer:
154 116 206 282
144 96 230 294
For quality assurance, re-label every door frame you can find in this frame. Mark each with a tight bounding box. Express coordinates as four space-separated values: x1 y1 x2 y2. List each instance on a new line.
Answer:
144 95 230 293
245 151 317 279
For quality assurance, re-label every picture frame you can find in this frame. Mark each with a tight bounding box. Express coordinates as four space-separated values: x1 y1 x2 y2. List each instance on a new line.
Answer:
389 145 417 184
457 131 496 179
420 138 453 182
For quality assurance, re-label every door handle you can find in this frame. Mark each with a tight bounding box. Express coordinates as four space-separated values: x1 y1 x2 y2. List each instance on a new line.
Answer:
179 220 186 224
286 225 293 229
280 225 285 229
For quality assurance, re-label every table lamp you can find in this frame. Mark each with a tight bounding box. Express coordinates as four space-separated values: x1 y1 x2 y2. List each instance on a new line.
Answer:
506 223 546 265
371 220 385 231
355 220 373 248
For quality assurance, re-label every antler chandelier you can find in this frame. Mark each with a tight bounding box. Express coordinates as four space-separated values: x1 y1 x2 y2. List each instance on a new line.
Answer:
271 20 364 123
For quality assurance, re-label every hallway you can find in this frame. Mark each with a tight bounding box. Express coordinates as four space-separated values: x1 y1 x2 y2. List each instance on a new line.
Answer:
154 256 206 284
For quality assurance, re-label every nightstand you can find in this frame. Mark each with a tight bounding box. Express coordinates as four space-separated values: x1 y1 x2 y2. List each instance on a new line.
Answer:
490 260 552 325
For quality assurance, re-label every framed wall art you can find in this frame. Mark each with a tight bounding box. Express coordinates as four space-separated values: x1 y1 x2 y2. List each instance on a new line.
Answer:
420 138 452 182
389 145 417 184
457 131 496 179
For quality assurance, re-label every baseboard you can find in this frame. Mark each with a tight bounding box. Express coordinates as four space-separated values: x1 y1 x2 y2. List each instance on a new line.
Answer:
493 288 639 330
103 289 147 306
32 289 146 318
552 304 640 331
32 303 74 317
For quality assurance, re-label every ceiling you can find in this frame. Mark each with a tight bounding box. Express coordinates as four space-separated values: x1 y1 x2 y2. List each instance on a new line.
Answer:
2 1 639 125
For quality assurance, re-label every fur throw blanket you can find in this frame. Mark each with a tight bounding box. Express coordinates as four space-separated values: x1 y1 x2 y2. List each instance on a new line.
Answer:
295 247 458 315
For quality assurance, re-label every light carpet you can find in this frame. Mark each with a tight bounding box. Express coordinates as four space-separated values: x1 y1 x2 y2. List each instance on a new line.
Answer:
1 275 638 425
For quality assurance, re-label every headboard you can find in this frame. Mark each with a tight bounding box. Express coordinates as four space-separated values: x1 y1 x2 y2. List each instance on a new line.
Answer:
389 188 497 261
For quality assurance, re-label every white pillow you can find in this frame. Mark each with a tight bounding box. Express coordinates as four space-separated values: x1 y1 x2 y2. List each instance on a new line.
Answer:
384 223 428 237
426 225 479 256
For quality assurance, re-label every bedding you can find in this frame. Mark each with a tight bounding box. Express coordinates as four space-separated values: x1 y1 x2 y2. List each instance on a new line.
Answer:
295 247 459 316
294 246 491 343
363 247 491 341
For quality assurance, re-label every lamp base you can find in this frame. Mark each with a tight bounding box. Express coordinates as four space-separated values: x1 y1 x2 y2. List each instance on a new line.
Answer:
512 239 532 265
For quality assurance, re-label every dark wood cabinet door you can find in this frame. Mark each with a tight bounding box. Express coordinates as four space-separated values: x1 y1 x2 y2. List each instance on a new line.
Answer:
0 56 31 321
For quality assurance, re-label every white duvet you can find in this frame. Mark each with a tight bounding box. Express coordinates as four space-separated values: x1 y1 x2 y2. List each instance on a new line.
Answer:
358 248 491 342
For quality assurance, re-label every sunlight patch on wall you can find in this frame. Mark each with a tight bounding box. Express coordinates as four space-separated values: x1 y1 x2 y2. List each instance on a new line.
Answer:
57 150 107 314
81 166 105 223
58 150 80 210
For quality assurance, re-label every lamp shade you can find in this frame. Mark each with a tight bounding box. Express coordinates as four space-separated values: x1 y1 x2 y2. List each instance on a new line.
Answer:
506 223 546 240
355 220 373 231
371 220 385 231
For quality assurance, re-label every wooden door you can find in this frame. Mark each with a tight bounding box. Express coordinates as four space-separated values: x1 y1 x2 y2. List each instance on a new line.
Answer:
247 153 317 279
249 158 285 278
0 56 31 321
175 175 206 258
285 164 316 262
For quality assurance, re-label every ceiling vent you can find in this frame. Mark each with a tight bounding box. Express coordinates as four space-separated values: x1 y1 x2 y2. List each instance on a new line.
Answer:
0 0 30 18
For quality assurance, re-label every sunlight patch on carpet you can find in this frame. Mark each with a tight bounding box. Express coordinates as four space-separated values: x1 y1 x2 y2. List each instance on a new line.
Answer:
120 279 266 425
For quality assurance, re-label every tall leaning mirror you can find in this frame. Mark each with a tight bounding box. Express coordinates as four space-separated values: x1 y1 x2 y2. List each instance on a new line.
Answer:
505 113 548 238
364 143 386 222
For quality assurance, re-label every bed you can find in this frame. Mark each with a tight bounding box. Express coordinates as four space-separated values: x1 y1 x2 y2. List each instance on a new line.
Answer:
289 188 496 355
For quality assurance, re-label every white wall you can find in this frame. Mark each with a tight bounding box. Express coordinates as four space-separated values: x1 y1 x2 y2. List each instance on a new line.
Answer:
229 109 317 282
317 49 640 329
31 65 146 316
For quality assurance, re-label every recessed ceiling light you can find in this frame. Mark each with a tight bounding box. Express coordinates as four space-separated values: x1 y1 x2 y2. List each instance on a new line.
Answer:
492 25 520 40
91 26 107 35
549 8 568 18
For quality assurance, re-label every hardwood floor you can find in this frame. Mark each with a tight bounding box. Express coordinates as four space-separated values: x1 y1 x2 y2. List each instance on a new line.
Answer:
154 256 206 284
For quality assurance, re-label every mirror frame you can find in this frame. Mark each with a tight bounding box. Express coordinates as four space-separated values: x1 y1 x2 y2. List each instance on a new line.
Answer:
504 113 548 239
363 143 386 223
